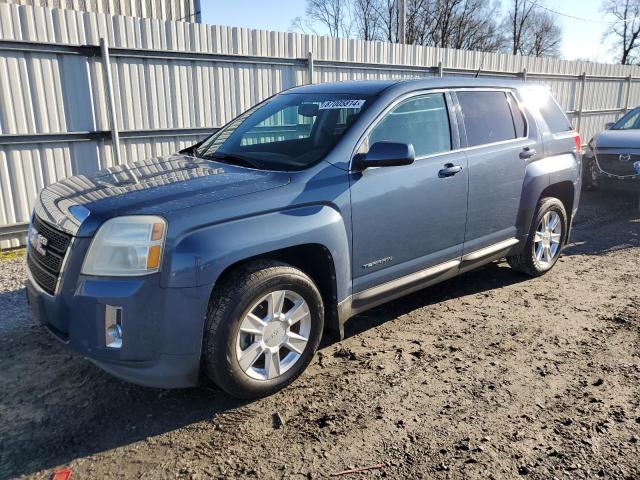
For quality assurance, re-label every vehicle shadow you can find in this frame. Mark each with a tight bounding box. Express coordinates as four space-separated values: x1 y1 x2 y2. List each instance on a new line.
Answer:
1 191 638 478
0 292 248 479
0 262 528 479
562 189 640 257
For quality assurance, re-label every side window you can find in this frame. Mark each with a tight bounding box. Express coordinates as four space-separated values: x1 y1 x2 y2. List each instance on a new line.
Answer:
366 93 452 157
537 93 572 133
507 93 527 138
457 91 517 146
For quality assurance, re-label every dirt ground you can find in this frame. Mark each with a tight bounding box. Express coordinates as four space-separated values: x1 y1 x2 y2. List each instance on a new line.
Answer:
1 190 639 480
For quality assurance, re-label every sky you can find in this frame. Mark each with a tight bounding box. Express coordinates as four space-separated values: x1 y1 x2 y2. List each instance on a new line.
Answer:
200 0 618 64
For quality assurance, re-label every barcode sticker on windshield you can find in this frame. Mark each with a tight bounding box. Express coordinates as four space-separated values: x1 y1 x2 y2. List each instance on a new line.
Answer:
319 99 366 110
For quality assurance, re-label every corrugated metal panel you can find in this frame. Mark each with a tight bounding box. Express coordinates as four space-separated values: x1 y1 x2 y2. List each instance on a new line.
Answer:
2 1 640 248
2 0 199 22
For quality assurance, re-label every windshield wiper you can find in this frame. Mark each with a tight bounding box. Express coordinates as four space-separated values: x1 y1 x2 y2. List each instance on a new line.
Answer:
206 153 263 169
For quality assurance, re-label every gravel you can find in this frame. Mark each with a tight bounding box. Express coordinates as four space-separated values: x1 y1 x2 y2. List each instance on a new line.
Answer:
1 190 639 480
0 257 28 335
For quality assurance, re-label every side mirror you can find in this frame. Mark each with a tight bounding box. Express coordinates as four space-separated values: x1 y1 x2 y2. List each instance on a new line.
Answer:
179 139 204 155
354 142 415 170
605 122 615 130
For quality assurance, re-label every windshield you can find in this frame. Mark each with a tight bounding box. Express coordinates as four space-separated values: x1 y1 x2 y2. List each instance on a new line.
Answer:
611 108 640 130
194 93 372 171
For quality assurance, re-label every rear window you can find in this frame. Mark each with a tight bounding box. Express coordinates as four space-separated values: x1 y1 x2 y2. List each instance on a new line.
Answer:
457 91 519 147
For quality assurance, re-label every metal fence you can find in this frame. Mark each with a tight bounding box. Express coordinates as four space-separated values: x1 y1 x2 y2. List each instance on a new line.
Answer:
2 0 201 22
2 2 640 248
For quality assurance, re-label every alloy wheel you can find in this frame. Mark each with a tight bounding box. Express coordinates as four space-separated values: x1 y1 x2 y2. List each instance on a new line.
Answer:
235 290 311 381
533 211 562 268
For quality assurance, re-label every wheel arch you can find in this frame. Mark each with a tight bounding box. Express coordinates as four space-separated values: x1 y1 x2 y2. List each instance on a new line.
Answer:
539 180 575 238
209 243 342 339
518 154 580 243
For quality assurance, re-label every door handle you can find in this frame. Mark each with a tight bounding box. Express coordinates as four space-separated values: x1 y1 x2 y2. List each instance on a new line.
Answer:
519 147 536 159
438 163 463 178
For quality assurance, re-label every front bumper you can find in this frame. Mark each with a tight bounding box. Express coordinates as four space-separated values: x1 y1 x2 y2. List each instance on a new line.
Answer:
26 257 211 389
584 154 640 191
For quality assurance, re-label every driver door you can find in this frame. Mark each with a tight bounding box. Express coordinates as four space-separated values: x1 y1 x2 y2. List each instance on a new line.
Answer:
349 91 468 297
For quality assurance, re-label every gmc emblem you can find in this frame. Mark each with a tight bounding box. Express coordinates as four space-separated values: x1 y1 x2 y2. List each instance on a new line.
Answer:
29 227 48 256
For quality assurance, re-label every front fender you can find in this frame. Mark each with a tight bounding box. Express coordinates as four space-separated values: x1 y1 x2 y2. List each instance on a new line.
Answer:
163 204 351 301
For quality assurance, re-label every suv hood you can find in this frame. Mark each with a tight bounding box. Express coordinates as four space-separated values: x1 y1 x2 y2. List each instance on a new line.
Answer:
593 129 640 150
34 154 291 236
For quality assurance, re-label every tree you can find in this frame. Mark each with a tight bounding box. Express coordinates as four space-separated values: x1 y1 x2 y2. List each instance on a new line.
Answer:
422 0 504 52
502 0 562 57
602 0 640 64
379 0 399 42
352 0 382 40
302 0 352 37
448 0 506 52
527 10 562 57
506 0 534 55
290 0 556 58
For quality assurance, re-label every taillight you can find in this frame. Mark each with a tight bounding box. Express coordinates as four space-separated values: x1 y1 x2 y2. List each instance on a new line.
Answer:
574 134 582 153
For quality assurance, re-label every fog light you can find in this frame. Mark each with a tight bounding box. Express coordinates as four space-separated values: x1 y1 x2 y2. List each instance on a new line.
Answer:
105 305 123 349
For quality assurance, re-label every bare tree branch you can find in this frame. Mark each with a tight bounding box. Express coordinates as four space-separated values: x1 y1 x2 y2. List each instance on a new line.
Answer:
501 0 562 57
303 0 353 37
602 0 640 64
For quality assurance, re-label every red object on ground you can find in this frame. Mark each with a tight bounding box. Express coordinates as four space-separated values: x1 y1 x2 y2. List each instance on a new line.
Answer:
51 468 72 480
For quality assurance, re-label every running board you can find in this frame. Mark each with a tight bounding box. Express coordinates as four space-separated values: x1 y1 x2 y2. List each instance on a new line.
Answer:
462 238 520 262
350 259 461 313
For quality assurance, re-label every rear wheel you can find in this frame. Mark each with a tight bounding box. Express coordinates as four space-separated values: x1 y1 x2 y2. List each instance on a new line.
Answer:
507 197 567 276
202 260 324 399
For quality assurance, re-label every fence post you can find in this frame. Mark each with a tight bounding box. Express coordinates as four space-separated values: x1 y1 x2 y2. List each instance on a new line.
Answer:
576 72 587 133
100 37 122 166
521 68 527 81
624 74 632 112
307 51 314 85
437 61 443 77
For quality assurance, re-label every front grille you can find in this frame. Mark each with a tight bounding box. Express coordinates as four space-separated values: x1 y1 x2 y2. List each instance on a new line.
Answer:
596 153 640 177
27 216 72 295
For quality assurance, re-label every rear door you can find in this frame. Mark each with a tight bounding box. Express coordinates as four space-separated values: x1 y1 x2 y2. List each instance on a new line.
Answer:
454 89 538 254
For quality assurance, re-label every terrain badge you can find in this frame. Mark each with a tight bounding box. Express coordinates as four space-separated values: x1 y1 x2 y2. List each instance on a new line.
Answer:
362 256 393 269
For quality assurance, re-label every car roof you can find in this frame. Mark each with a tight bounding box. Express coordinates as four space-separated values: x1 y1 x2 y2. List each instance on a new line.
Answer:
285 77 529 96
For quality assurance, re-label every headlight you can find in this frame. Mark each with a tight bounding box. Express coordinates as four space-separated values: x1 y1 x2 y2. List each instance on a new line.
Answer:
82 216 166 276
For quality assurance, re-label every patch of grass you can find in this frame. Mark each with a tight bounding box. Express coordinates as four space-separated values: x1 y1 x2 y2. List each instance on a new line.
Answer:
0 248 26 262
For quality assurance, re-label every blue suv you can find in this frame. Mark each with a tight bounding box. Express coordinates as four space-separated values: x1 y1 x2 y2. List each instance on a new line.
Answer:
26 78 581 398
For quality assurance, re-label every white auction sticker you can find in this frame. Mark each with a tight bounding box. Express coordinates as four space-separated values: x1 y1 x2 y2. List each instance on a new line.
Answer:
319 99 366 110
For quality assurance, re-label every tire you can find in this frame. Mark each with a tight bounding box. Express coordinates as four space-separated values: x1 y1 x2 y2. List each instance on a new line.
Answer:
507 197 568 277
582 157 600 191
202 260 324 399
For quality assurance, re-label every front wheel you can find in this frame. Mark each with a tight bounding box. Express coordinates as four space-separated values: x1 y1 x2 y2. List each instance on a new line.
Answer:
202 260 324 399
507 197 568 276
582 156 600 190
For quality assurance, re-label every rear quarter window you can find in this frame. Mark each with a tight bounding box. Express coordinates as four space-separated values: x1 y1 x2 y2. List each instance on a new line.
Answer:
537 93 572 133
